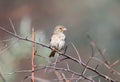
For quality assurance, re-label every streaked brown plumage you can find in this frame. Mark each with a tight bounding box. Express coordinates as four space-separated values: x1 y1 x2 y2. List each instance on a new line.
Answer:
49 25 67 57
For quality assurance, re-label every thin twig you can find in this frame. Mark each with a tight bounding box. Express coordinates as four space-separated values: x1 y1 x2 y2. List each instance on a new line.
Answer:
9 18 17 35
45 66 93 82
71 42 81 63
54 71 64 82
75 76 82 82
0 26 50 48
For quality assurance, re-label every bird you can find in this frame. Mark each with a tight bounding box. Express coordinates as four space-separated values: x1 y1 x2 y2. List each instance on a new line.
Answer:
49 25 67 57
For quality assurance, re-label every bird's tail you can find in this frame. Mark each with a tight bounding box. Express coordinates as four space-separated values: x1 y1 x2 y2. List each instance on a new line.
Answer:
49 50 56 57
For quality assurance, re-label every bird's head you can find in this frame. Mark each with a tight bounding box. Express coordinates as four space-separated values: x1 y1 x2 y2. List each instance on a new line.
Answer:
54 25 67 33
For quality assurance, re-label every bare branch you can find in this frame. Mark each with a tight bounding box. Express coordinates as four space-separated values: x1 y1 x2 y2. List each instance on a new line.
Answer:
9 18 17 35
55 71 64 82
31 28 35 82
71 42 81 63
66 63 70 70
0 26 118 82
46 66 93 82
0 26 50 49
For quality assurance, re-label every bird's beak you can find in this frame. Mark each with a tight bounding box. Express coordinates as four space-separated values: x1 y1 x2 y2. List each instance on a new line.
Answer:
62 28 67 32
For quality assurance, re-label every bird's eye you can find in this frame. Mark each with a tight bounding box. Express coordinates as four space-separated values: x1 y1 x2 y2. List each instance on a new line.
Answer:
60 27 62 30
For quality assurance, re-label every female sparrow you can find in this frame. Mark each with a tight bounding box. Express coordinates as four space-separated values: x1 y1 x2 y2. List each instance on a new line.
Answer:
49 25 67 57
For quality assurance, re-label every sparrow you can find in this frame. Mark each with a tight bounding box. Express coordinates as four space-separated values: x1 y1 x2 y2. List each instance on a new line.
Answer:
49 25 67 57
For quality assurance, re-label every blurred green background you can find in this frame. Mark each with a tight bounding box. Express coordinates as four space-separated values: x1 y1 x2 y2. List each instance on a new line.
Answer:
0 0 120 82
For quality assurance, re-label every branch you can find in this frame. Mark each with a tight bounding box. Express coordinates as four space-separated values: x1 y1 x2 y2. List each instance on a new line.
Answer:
0 26 50 49
0 26 118 82
31 28 35 82
38 66 94 82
